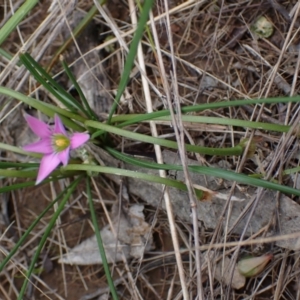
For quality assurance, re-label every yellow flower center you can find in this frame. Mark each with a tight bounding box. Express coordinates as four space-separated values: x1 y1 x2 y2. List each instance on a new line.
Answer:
55 138 67 147
53 134 70 152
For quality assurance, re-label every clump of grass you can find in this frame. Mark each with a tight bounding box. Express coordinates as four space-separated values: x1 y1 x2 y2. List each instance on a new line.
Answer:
1 1 300 299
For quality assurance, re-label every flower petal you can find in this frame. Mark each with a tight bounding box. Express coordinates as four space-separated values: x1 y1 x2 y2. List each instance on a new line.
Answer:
36 153 61 185
54 114 67 135
70 132 90 149
25 114 51 138
58 147 70 166
23 138 53 154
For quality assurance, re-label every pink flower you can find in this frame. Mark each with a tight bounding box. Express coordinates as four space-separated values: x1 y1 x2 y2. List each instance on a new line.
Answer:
23 114 90 185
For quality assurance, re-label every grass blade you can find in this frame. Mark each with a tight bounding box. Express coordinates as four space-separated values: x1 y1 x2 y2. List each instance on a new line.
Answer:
86 177 119 300
87 120 244 156
106 0 155 125
0 0 39 46
106 147 300 197
20 53 85 113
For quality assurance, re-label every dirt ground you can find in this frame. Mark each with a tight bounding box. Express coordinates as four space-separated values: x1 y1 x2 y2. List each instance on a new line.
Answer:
1 0 300 299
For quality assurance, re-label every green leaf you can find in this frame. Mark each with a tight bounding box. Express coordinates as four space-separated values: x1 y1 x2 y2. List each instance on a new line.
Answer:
87 120 244 156
106 147 300 197
64 164 203 198
0 87 87 131
19 53 85 113
0 0 39 46
106 0 155 125
86 177 119 300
